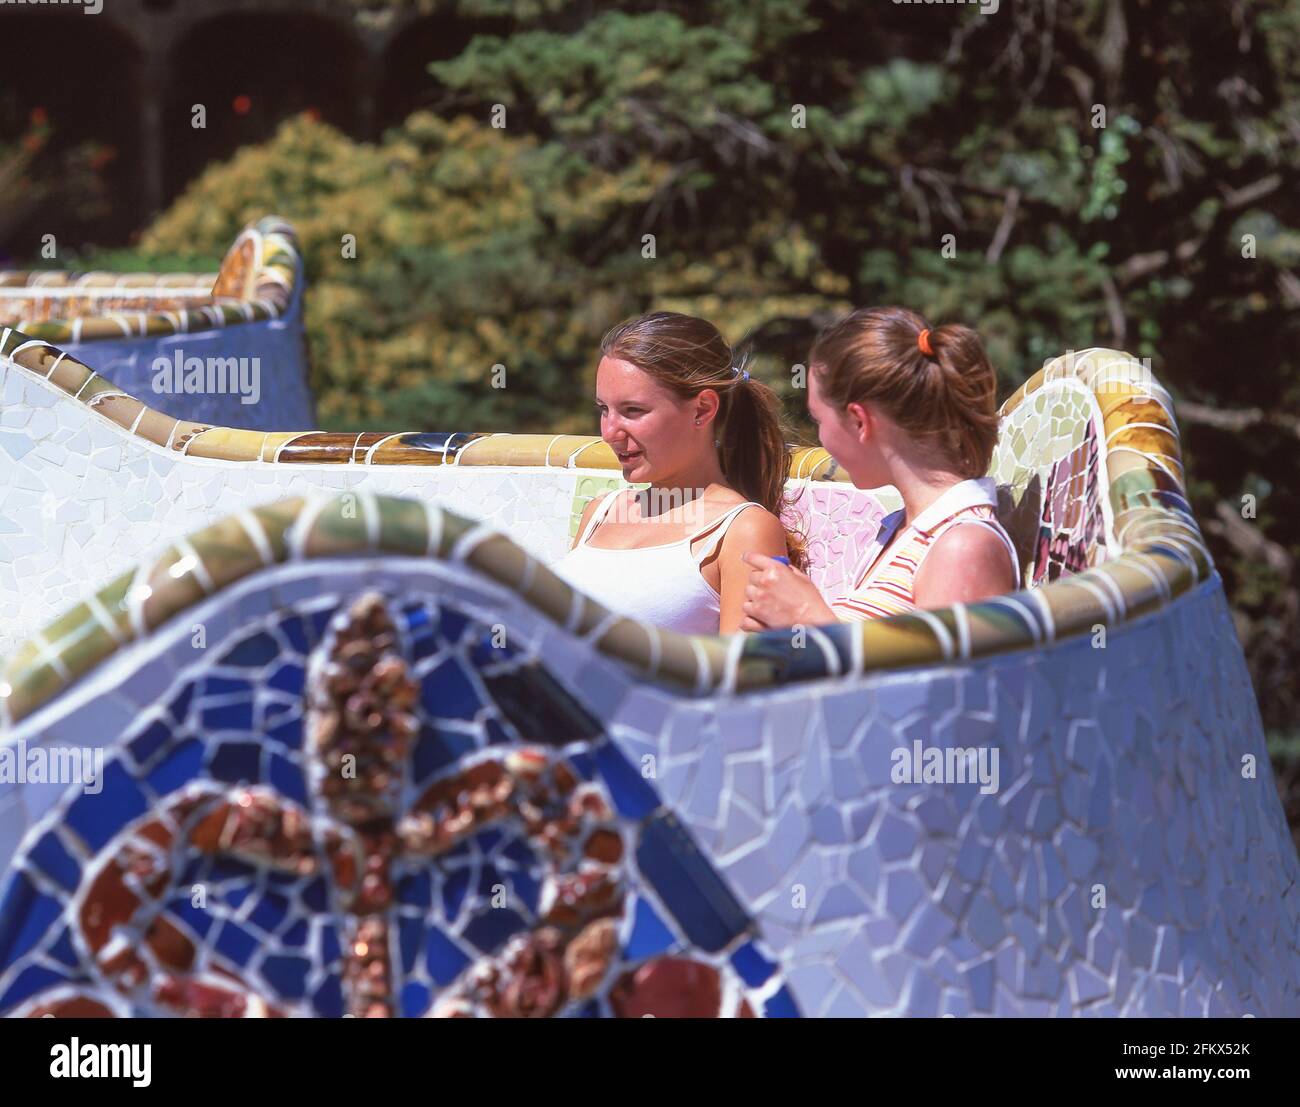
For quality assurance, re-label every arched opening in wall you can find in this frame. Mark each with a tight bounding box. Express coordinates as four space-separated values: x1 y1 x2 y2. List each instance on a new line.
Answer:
376 13 513 135
0 13 144 258
164 12 364 206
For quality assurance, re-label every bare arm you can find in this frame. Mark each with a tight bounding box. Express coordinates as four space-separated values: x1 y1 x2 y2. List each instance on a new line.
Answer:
714 508 789 634
738 553 838 630
912 524 1017 609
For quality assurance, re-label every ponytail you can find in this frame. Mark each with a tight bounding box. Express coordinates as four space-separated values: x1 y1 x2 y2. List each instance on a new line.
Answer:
718 367 809 571
810 306 1000 480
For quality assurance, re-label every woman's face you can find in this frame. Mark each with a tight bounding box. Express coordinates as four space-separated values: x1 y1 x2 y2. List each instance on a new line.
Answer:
808 367 881 489
596 355 703 484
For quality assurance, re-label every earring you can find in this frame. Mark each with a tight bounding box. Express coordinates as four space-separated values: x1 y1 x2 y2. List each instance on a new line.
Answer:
694 419 701 425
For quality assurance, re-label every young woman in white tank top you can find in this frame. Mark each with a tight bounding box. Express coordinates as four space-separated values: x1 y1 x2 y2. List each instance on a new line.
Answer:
740 308 1019 630
549 311 805 635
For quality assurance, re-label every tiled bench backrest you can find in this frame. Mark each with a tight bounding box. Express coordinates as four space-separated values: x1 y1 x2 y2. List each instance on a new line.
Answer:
989 375 1110 588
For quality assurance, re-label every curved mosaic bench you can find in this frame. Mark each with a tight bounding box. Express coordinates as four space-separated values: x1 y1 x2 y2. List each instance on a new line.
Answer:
0 327 891 657
0 345 1296 1016
0 217 313 431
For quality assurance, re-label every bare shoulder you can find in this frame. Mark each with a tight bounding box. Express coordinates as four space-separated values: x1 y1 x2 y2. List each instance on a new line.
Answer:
717 503 786 557
914 522 1017 605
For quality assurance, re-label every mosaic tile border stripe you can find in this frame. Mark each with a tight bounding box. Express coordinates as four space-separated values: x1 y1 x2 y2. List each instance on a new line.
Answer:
0 327 846 476
1 348 1212 726
0 216 299 343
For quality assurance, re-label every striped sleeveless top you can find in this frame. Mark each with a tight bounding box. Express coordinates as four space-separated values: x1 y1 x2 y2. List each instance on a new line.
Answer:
832 477 1021 622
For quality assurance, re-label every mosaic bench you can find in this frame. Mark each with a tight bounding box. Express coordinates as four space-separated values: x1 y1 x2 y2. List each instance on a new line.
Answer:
0 326 897 658
0 216 313 432
0 336 1296 1016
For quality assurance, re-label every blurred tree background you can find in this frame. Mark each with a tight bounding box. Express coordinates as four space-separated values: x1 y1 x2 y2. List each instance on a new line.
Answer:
7 0 1300 835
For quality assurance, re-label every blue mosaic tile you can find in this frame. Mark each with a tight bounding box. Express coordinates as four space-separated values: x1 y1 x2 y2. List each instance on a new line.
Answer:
307 607 333 644
763 985 800 1018
279 615 311 656
266 716 303 750
209 741 261 783
411 725 476 782
461 906 527 953
594 741 661 820
313 976 344 1018
637 812 749 953
267 663 305 696
399 915 422 973
262 954 311 999
28 831 80 893
401 980 430 1019
46 927 80 969
0 873 59 971
0 593 795 1018
435 605 470 646
65 762 149 851
419 658 482 721
481 664 603 745
625 895 678 961
167 683 195 724
219 633 280 668
199 702 254 736
0 963 70 1012
214 921 258 965
168 896 214 937
425 928 471 986
268 754 307 805
302 878 328 912
730 939 777 987
248 893 290 935
442 867 470 921
129 718 172 766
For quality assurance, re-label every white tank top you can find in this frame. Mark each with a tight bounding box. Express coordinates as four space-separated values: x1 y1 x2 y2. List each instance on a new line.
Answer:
550 490 763 634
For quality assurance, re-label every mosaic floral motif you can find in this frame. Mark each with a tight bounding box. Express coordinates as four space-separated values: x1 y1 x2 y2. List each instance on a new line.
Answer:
0 591 795 1018
0 197 1291 1019
1 542 1294 1016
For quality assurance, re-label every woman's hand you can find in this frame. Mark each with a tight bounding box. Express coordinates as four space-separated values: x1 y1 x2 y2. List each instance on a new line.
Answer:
739 553 838 631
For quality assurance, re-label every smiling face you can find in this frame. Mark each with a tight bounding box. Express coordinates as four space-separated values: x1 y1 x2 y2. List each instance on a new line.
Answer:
808 366 885 489
595 355 707 484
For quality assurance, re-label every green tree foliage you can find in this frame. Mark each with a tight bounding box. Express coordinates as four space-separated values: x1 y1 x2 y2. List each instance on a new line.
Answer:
144 0 1298 732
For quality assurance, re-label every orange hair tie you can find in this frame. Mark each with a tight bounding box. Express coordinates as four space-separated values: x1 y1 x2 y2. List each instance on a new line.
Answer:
917 329 934 357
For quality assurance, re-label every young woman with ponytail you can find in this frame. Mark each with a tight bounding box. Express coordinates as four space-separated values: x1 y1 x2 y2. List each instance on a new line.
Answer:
551 311 805 634
740 306 1020 630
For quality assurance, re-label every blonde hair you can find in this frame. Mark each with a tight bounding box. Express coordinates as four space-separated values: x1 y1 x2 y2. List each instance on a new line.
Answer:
810 306 1000 479
600 311 808 570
